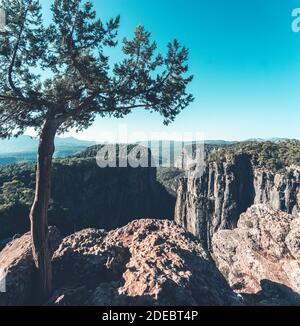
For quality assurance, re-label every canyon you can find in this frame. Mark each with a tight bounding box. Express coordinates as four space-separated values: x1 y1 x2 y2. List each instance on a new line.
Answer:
1 141 300 305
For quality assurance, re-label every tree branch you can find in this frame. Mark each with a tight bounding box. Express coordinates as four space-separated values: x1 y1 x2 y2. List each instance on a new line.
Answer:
7 5 30 100
0 94 25 101
5 1 50 108
98 104 148 113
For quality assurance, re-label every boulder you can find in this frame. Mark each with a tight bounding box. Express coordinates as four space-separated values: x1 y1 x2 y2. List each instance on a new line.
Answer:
212 205 300 305
0 226 61 306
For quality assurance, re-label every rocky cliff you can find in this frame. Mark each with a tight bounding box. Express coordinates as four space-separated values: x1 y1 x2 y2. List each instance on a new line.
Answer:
253 166 300 216
175 155 300 248
212 205 300 305
0 156 175 241
50 161 175 233
0 219 239 306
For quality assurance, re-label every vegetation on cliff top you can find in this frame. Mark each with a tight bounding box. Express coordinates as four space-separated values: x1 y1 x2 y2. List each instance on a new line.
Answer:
207 140 300 171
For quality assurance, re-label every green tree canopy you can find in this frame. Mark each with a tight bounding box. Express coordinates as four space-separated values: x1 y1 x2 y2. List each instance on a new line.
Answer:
0 0 193 137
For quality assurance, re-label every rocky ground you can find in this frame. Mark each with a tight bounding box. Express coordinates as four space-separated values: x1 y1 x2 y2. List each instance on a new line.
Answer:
0 219 239 306
1 204 300 306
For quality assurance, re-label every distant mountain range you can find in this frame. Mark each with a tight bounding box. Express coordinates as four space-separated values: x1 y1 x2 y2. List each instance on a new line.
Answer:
0 136 96 154
0 136 96 165
0 135 294 166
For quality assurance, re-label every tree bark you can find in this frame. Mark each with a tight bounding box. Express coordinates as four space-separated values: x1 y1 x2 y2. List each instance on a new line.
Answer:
29 119 58 300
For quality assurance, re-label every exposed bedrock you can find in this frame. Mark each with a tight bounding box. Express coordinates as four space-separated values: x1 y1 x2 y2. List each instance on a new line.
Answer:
0 220 240 306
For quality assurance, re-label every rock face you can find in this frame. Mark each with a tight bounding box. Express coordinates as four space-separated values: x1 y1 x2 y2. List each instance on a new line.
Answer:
175 156 300 248
212 205 300 305
49 219 239 306
51 164 175 233
0 160 175 242
0 227 61 306
253 166 300 216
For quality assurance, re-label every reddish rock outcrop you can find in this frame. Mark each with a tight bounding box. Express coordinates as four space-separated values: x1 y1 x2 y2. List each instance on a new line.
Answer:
49 219 239 306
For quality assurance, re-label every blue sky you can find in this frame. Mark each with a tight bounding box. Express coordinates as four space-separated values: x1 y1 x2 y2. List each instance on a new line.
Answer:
36 0 300 141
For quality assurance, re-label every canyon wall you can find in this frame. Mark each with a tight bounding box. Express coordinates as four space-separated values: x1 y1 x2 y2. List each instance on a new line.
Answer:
0 158 175 243
175 154 300 249
50 161 175 233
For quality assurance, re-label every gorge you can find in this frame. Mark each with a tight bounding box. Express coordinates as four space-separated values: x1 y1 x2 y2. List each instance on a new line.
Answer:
1 140 300 306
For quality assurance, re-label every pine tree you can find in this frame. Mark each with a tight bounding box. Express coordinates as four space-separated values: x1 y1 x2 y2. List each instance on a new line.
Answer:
0 0 193 300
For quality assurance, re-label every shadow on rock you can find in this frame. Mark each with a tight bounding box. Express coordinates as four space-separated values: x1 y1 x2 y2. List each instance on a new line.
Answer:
242 279 300 306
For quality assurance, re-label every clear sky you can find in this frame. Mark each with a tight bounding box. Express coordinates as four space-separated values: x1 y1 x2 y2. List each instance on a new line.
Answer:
35 0 300 141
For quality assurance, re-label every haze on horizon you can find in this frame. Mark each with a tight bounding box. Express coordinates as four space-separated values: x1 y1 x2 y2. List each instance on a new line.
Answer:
26 0 300 142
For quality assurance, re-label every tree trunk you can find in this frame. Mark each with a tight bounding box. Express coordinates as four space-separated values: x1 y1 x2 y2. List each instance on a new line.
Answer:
29 119 58 301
